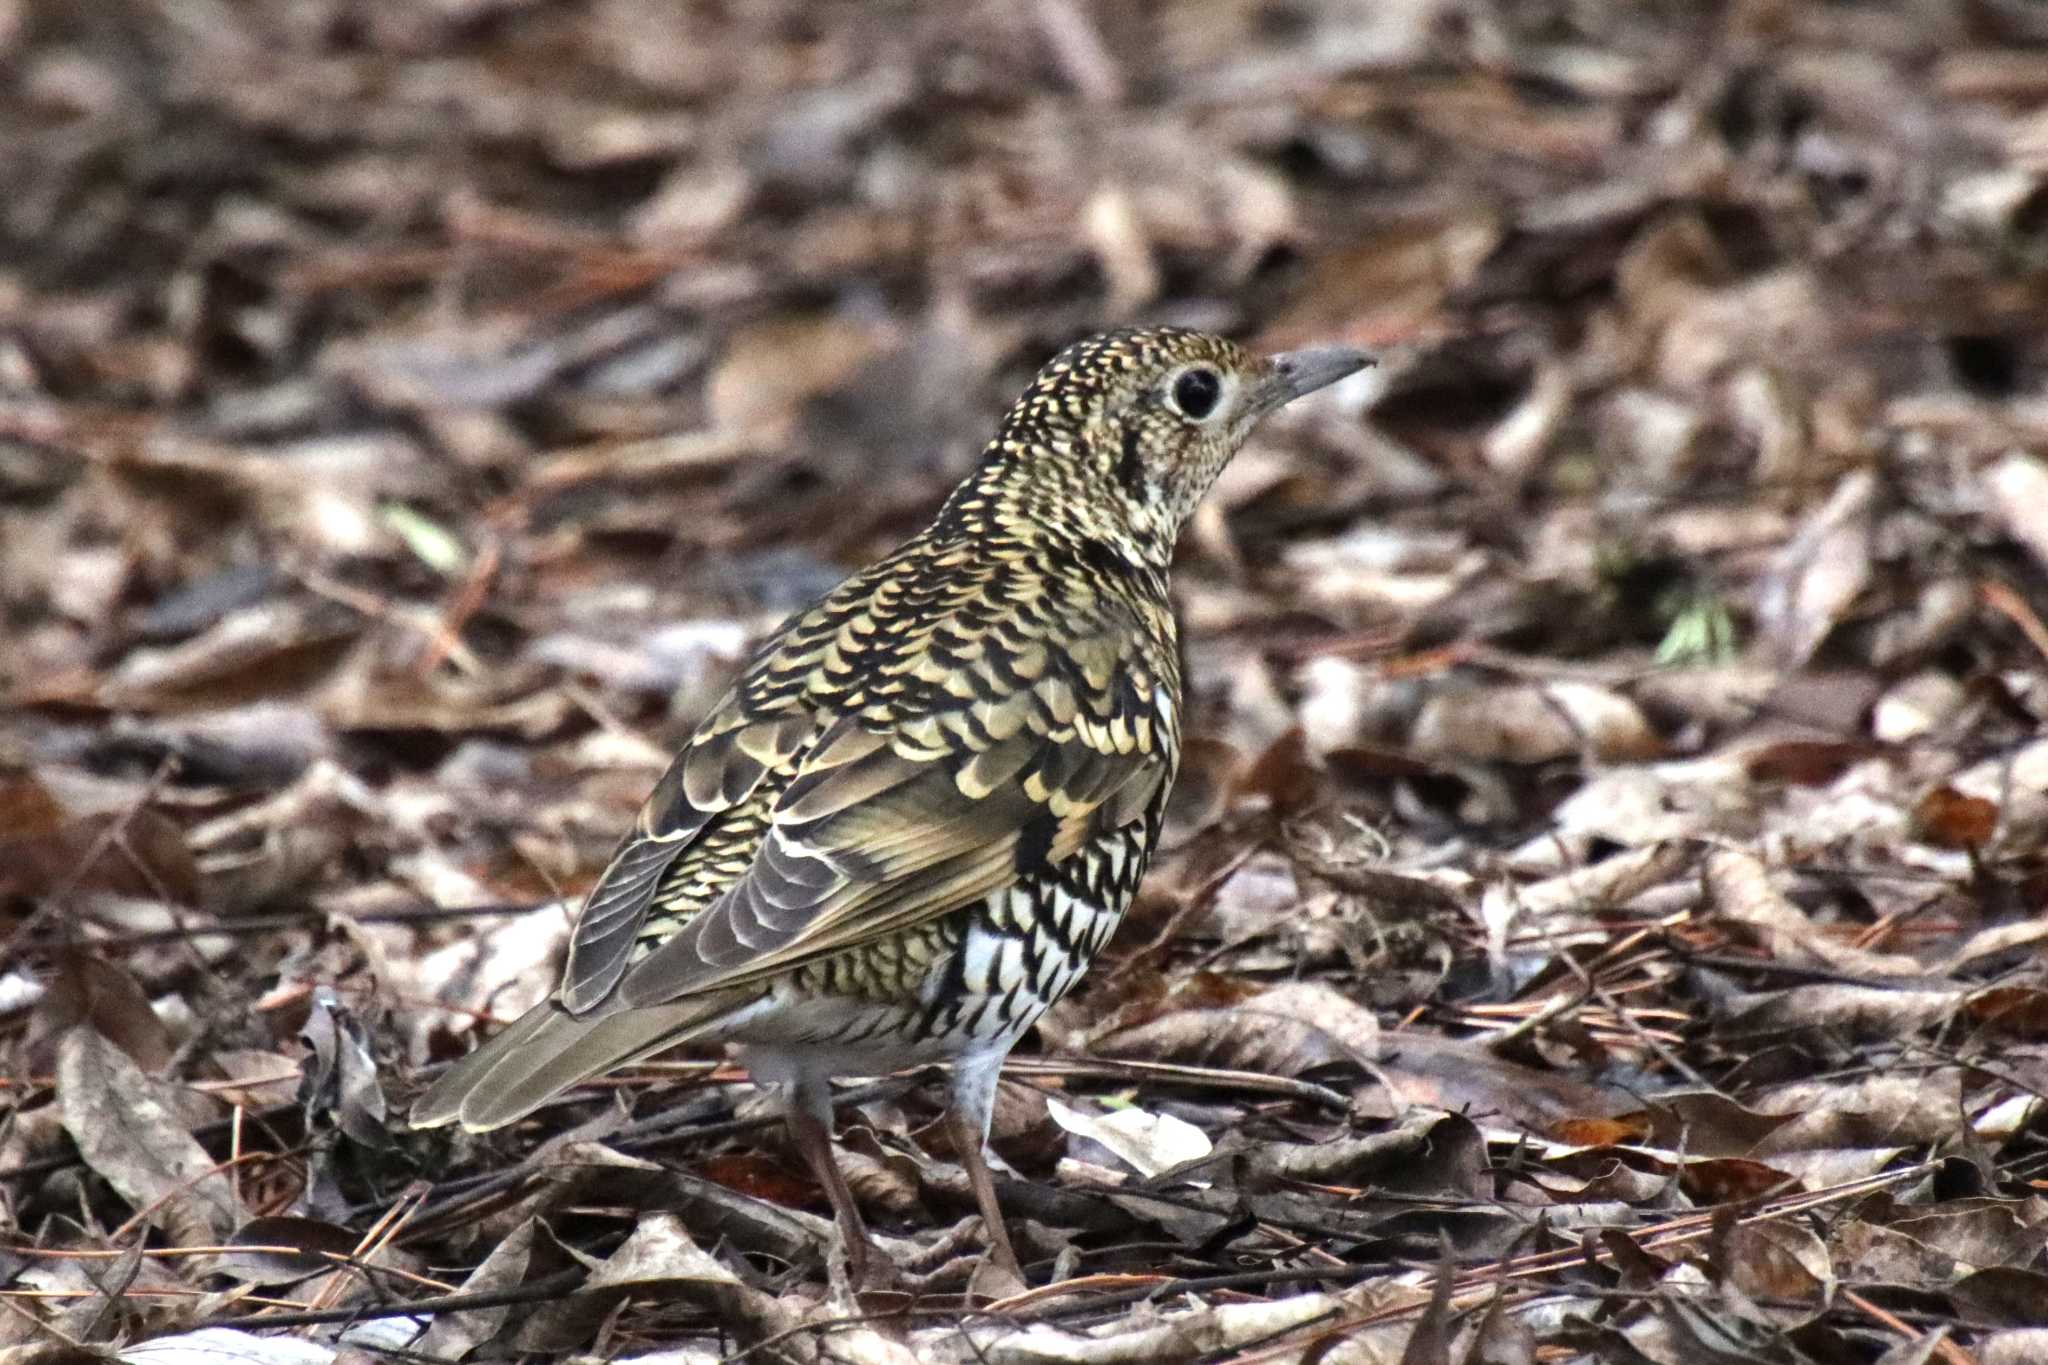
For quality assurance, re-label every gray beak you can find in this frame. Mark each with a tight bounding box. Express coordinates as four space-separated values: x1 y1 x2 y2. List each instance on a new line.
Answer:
1254 345 1376 413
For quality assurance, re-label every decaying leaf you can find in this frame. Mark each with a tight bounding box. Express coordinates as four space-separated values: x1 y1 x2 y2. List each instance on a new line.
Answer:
298 986 389 1149
1090 979 1380 1077
57 1027 247 1247
5 2 2047 1359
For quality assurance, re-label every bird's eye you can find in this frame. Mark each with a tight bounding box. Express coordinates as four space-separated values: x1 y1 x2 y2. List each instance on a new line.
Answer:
1171 368 1222 420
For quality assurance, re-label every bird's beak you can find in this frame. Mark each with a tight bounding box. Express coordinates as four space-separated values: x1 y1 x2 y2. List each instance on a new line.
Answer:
1252 345 1376 415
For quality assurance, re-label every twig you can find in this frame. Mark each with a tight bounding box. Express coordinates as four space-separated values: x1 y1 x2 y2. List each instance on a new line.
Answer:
196 1267 588 1331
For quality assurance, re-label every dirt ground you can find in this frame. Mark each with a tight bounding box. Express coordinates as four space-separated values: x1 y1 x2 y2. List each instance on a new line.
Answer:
4 1 2048 1361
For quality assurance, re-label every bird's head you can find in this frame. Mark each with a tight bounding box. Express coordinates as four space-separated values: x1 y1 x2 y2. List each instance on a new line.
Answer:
978 327 1373 560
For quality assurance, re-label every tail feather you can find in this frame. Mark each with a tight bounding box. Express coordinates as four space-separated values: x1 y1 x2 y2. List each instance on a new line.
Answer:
411 992 756 1132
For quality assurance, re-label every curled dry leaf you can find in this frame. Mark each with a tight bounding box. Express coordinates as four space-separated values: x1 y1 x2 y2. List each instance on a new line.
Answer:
967 1289 1355 1365
1722 1220 1833 1326
1244 1106 1448 1186
1044 1096 1212 1181
1715 983 1964 1043
1090 979 1380 1077
415 1218 540 1361
1410 681 1661 766
26 950 175 1074
516 1213 794 1356
298 987 389 1149
98 601 360 715
1703 848 1920 976
1755 469 1877 668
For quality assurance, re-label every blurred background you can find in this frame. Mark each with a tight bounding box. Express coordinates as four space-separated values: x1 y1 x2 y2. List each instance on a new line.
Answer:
6 0 2047 758
5 0 2048 1352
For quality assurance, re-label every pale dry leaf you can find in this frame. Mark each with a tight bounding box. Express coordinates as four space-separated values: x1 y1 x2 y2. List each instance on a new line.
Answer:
1716 984 1962 1042
1885 1198 2048 1273
1481 364 1571 480
971 1290 1348 1365
119 1329 336 1365
1836 1215 1966 1288
206 1049 303 1110
1516 769 1734 865
1411 681 1659 765
1985 451 2048 574
1871 671 1967 743
1755 469 1876 668
1044 1096 1211 1181
1980 1329 2048 1365
1504 839 1697 915
409 902 570 1041
58 1025 248 1247
1703 848 1920 976
1761 1146 1916 1186
1091 979 1380 1077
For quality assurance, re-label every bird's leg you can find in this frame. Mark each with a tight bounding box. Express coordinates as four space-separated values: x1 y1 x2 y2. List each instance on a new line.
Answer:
947 1053 1024 1283
786 1073 881 1287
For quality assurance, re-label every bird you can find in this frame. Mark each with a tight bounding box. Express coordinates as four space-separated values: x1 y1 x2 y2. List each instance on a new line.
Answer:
411 326 1372 1286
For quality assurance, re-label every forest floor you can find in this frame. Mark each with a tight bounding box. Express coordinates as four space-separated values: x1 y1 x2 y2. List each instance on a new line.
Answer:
4 2 2048 1362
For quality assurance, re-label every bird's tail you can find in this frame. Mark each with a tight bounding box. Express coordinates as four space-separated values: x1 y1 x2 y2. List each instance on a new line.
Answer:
410 992 755 1132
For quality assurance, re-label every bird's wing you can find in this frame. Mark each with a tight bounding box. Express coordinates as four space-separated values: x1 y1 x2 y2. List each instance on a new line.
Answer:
609 621 1173 1010
559 708 814 1012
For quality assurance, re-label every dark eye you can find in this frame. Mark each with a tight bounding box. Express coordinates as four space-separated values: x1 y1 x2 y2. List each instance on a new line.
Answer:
1171 368 1222 419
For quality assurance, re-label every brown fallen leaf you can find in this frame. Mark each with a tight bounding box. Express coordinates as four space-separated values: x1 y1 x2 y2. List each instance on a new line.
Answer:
512 1213 794 1354
1089 979 1379 1077
27 950 175 1074
58 1026 248 1248
1723 1220 1831 1326
1965 985 2048 1040
212 1215 364 1286
1914 785 1999 850
415 1217 542 1361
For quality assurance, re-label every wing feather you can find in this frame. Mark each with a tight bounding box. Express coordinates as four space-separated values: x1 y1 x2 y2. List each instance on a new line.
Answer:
614 717 1166 1009
559 710 820 1013
566 601 1174 1018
